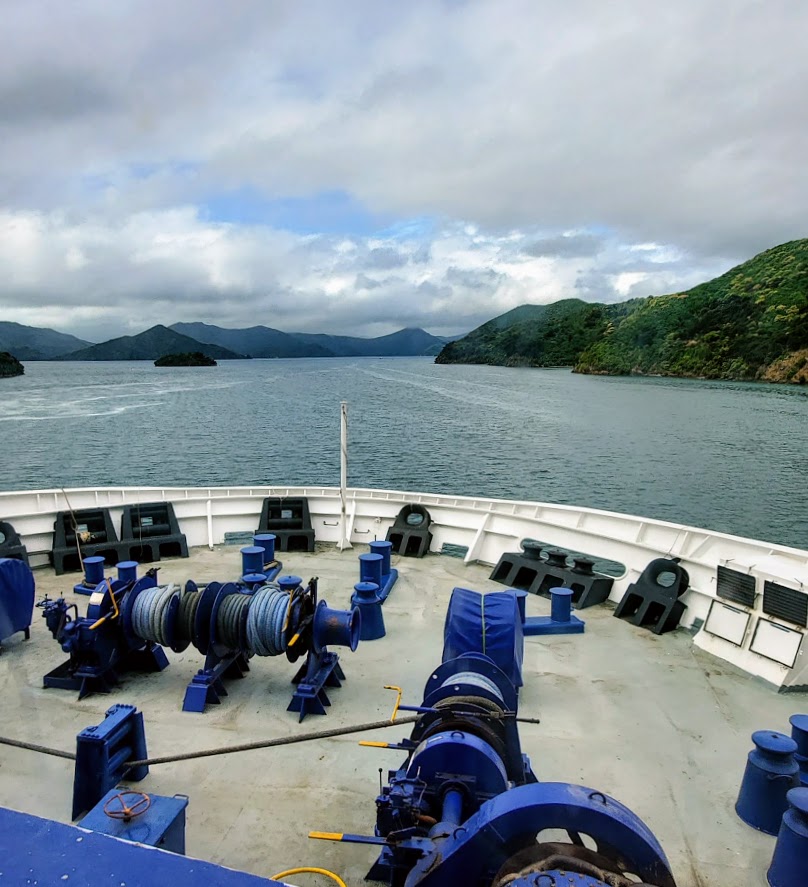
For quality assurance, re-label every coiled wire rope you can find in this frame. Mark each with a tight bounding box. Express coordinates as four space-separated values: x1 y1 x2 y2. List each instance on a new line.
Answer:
246 585 290 656
177 587 201 642
217 591 251 650
131 583 179 646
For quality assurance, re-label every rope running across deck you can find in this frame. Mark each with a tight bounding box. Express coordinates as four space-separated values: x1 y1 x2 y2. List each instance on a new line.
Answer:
0 716 421 766
0 710 541 768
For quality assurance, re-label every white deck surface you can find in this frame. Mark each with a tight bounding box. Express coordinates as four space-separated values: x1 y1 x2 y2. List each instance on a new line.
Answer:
0 544 801 887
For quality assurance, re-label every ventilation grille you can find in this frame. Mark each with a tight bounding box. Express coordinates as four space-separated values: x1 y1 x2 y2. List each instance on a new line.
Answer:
762 581 808 628
441 543 469 559
716 566 756 608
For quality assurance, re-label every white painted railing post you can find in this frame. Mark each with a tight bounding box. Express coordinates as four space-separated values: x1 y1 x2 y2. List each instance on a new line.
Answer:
337 401 352 550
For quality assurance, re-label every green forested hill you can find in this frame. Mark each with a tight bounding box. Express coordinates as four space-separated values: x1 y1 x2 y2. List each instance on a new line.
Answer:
435 239 808 382
435 300 615 367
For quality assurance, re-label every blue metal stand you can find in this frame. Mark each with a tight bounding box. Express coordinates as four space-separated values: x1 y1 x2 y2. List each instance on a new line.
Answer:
72 704 148 820
287 600 359 722
182 583 251 713
80 790 189 854
523 587 585 635
288 651 346 720
183 651 251 712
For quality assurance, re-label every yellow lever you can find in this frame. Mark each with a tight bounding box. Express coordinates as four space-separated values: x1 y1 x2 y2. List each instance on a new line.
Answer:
384 685 402 722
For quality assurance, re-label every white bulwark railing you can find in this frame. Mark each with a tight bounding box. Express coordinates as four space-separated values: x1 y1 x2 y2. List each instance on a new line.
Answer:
1 484 807 690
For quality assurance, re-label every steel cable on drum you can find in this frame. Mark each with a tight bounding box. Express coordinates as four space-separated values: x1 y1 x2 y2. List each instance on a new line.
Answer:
246 585 290 656
177 589 201 645
217 592 250 650
131 583 179 646
440 671 504 702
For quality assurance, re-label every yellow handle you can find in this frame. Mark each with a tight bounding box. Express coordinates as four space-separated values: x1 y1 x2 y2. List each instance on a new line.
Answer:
89 578 120 631
383 685 402 722
307 831 344 841
358 741 390 748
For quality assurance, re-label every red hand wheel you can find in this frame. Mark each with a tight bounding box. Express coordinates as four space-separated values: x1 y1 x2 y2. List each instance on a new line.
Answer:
103 791 151 822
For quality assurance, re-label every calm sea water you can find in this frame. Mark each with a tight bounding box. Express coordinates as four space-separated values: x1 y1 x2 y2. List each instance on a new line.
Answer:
0 358 806 549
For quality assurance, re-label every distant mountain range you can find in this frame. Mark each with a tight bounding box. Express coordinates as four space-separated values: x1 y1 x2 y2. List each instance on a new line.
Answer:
436 238 808 383
170 323 448 358
0 321 90 360
55 326 245 361
0 320 453 361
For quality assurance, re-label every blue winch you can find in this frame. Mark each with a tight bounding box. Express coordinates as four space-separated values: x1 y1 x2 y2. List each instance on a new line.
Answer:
40 559 360 720
313 589 677 887
39 563 168 698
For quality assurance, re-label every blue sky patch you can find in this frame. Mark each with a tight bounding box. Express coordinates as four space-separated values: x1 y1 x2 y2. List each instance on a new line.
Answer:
200 187 388 235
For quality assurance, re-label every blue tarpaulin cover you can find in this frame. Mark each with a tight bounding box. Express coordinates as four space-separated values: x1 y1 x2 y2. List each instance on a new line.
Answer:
0 806 284 887
442 588 524 687
0 556 35 643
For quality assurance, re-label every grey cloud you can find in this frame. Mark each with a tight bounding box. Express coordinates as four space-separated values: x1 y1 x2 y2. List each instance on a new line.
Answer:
355 273 384 290
0 66 116 124
444 267 504 290
366 247 408 270
0 1 804 336
525 234 604 259
412 242 431 264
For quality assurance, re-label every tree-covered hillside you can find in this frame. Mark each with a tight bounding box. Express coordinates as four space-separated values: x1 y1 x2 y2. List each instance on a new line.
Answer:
435 239 808 383
0 352 24 377
434 300 614 367
576 239 808 379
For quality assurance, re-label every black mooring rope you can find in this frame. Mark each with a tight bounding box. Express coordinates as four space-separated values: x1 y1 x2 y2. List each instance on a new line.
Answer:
0 710 541 770
0 716 420 768
0 736 76 761
128 715 421 767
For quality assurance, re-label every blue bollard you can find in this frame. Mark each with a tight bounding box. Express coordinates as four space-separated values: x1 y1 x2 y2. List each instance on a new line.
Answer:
523 586 585 636
253 534 276 564
241 546 264 576
550 587 574 623
369 540 392 578
736 731 800 835
83 556 105 586
511 589 528 624
351 582 385 640
767 787 808 886
365 542 397 602
359 553 383 589
117 561 138 583
790 714 808 786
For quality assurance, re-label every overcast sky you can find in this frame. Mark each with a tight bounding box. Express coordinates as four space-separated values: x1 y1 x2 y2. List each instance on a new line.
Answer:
1 0 806 342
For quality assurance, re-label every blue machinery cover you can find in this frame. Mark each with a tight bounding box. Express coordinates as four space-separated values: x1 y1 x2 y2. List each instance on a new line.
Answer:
0 556 35 643
442 588 523 687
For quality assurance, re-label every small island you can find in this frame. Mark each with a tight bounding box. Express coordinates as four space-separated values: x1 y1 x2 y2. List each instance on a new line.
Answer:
154 351 217 367
0 351 24 377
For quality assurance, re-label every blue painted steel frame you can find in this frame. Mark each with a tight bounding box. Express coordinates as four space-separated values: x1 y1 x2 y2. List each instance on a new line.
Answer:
182 582 251 713
523 613 586 635
404 781 676 887
0 806 284 887
80 789 189 854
